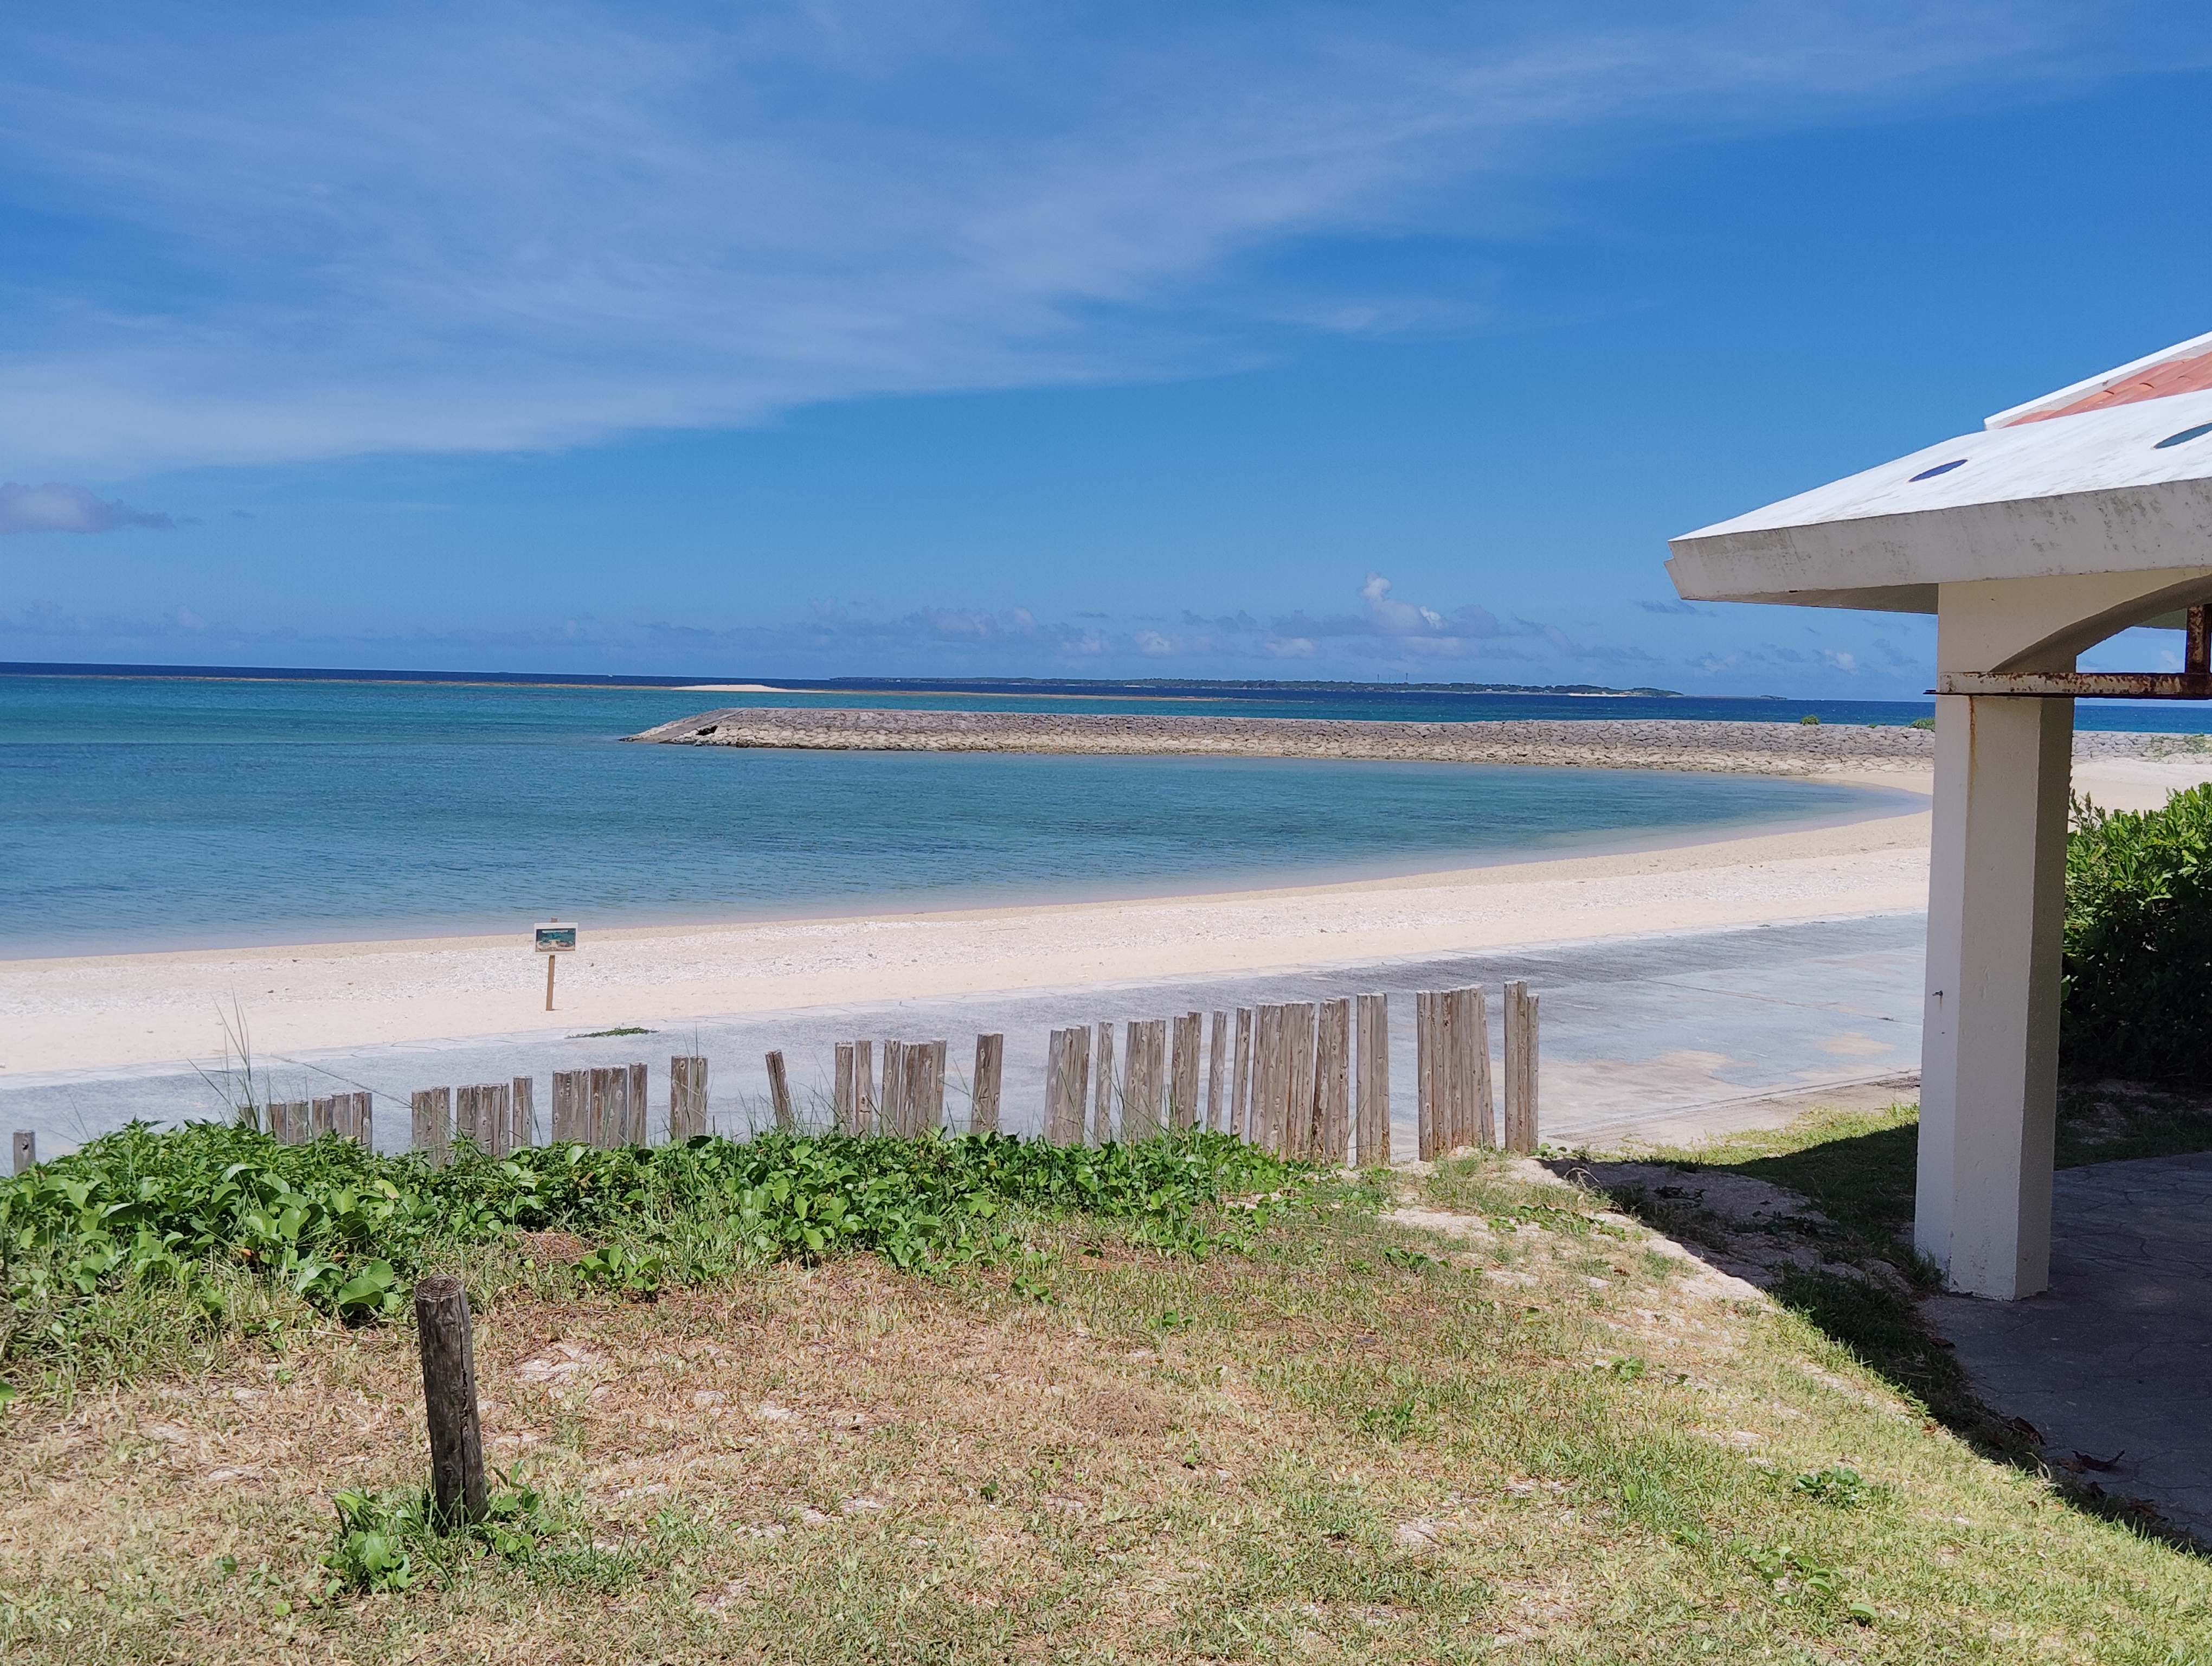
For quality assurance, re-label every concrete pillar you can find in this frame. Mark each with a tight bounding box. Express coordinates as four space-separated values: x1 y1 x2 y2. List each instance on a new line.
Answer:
1916 687 2073 1299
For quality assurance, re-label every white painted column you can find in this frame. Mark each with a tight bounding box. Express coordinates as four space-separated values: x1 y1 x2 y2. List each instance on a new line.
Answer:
1915 689 2073 1299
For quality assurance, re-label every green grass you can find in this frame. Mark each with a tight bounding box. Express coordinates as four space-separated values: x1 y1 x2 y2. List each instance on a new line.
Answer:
10 1150 2211 1662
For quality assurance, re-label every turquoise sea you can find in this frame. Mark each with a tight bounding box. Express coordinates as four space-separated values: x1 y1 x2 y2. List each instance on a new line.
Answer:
2 672 1949 957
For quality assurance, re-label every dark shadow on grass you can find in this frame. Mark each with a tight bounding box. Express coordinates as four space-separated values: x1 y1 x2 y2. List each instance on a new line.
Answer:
1570 1112 2207 1554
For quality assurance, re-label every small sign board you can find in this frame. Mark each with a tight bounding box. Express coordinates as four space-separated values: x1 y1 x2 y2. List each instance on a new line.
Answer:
534 922 577 954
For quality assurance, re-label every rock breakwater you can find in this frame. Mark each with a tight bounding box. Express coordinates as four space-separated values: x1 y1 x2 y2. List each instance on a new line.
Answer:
629 707 1956 774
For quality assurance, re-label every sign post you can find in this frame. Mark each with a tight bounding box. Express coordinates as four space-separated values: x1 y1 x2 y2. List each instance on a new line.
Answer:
535 922 576 1011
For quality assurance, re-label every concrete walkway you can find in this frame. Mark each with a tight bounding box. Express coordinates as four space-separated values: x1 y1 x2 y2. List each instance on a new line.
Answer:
1 913 1925 1157
1929 1151 2212 1547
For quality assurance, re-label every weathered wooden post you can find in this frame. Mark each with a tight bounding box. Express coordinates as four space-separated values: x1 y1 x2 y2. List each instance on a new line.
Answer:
551 1069 582 1144
1092 1021 1117 1145
1231 1008 1253 1140
311 1096 335 1139
411 1088 452 1164
973 1034 1004 1133
834 1044 858 1133
766 1050 796 1131
1256 1009 1291 1150
11 1131 33 1175
511 1078 535 1150
1169 1012 1201 1130
1317 997 1352 1163
1124 1019 1166 1140
1206 1010 1229 1131
855 1040 876 1135
1287 1003 1318 1159
1355 992 1388 1166
668 1056 707 1141
413 1277 486 1528
1414 992 1437 1161
585 1067 610 1147
1464 988 1497 1149
925 1040 948 1132
882 1041 908 1136
1504 981 1540 1154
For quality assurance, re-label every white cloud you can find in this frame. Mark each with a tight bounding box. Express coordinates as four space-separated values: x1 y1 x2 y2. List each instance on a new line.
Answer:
0 2 2197 472
0 481 172 535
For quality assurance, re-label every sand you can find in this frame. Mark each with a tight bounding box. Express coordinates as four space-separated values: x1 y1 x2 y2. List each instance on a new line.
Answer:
5 751 2205 1088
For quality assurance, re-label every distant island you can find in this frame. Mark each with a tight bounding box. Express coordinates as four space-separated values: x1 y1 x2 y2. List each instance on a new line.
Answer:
0 661 1689 696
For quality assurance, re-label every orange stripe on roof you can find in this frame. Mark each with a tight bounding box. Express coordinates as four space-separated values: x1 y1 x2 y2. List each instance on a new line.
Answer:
2008 348 2212 424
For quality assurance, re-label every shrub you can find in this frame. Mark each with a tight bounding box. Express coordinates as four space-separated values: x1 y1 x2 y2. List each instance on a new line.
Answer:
1 1124 1296 1391
2062 784 2212 1080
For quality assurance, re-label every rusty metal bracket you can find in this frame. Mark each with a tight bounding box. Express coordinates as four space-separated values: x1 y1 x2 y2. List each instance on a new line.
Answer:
1932 606 2212 698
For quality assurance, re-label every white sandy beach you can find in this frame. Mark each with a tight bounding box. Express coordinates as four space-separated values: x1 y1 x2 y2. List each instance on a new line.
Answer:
1 756 2198 1085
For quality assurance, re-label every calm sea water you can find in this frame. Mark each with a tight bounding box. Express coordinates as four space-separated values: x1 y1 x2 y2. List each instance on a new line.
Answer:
1 672 1951 957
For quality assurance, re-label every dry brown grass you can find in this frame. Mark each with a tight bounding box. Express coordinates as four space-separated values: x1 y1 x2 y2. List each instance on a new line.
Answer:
4 1155 2209 1663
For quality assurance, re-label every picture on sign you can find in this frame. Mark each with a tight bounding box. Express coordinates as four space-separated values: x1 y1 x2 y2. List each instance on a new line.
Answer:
535 923 577 953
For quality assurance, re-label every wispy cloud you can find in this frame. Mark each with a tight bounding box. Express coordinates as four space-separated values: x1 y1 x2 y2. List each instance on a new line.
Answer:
0 481 173 535
0 2 2197 472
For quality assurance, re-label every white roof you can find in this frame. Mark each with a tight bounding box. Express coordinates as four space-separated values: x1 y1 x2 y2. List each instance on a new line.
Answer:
1667 336 2212 612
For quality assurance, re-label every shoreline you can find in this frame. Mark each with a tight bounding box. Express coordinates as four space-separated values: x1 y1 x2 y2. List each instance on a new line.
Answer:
0 771 1922 964
3 747 2204 1086
0 800 1936 1080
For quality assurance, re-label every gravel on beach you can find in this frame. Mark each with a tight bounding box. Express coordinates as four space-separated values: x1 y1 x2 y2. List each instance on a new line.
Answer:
628 706 2210 776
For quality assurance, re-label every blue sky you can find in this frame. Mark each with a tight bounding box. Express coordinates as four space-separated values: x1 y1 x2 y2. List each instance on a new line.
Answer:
3 2 2210 695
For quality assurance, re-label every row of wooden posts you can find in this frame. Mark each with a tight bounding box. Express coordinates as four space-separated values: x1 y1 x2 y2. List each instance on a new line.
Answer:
818 981 1539 1161
207 981 1539 1167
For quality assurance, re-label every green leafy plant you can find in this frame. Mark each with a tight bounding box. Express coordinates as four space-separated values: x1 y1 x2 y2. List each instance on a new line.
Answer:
321 1475 554 1596
1 1122 1301 1387
1792 1464 1870 1507
2062 784 2212 1080
1380 1245 1439 1271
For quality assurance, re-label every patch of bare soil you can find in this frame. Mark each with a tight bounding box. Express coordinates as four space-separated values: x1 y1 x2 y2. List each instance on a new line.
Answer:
1542 1158 1914 1297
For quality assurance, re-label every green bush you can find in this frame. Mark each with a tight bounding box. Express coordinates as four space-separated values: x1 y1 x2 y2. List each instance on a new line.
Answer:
0 1124 1296 1392
2062 783 2212 1080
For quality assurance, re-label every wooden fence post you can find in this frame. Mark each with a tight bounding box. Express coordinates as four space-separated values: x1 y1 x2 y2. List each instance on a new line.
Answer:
1414 992 1436 1162
1504 982 1540 1154
11 1131 33 1175
454 1085 479 1152
1265 1009 1283 1150
1451 989 1481 1153
834 1044 858 1134
585 1067 609 1147
410 1089 451 1164
1092 1021 1117 1145
311 1096 335 1139
927 1040 948 1133
551 1070 580 1144
1123 1019 1165 1140
1317 997 1351 1163
1169 1011 1201 1130
1467 989 1496 1149
973 1034 1003 1133
855 1040 876 1135
1355 993 1388 1167
1044 1030 1071 1144
1231 1008 1253 1140
1288 1003 1310 1157
766 1050 796 1132
1206 1010 1228 1131
511 1078 535 1150
1069 1027 1089 1145
413 1277 486 1528
669 1058 705 1143
882 1041 907 1137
